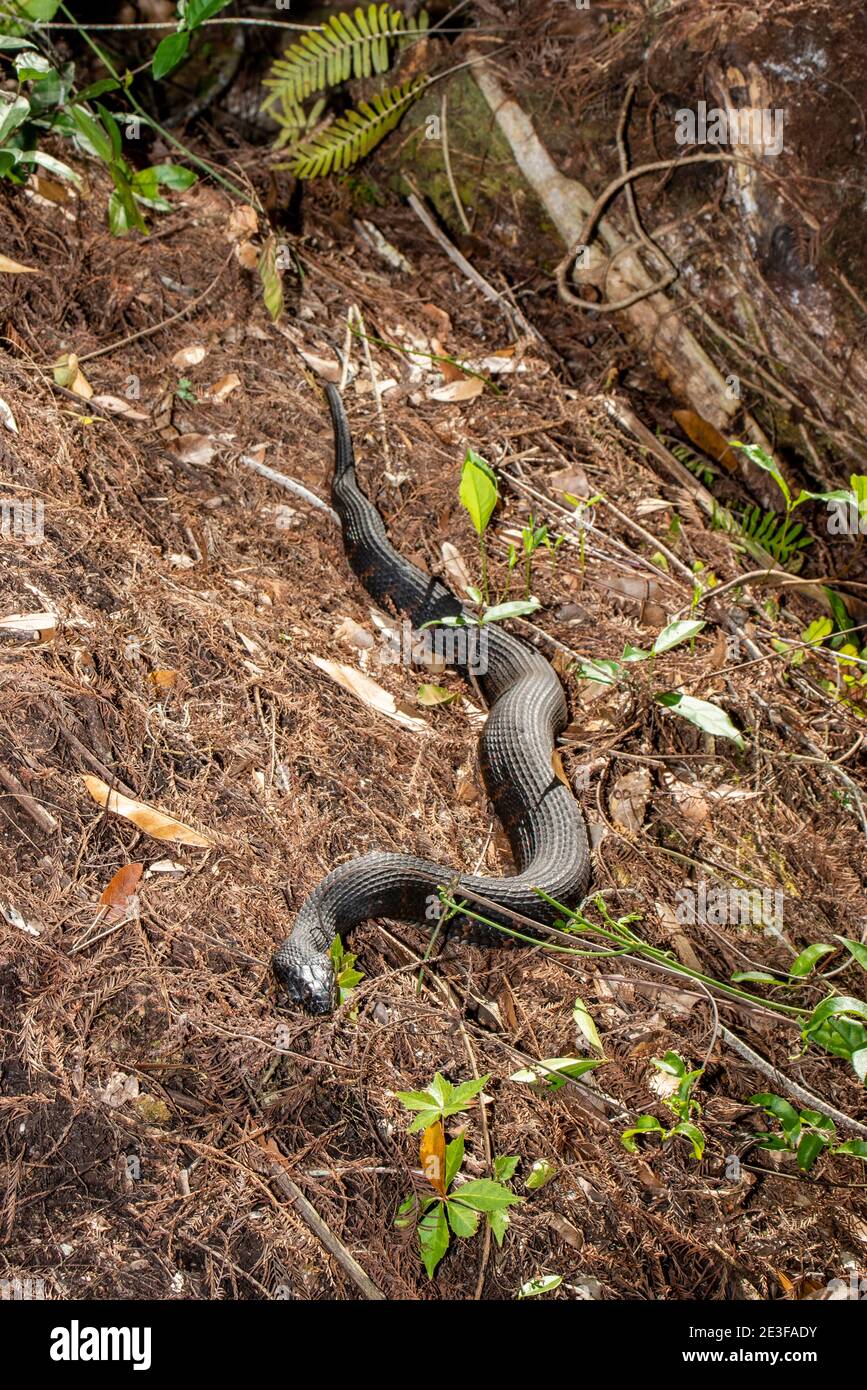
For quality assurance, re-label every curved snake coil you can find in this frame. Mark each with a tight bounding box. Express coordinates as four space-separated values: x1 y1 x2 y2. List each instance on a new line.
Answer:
273 385 591 1012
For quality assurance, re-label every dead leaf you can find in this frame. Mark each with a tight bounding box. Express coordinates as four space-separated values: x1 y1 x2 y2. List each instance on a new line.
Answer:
309 656 427 732
428 376 484 402
298 348 341 382
547 1213 584 1249
551 748 571 788
334 617 375 651
663 772 711 827
149 668 178 691
440 542 472 593
100 863 143 918
0 253 39 274
673 409 738 473
235 240 259 270
82 775 215 848
91 394 149 421
203 372 240 402
226 203 259 241
420 1120 447 1196
169 433 216 466
608 767 651 835
656 901 707 973
171 344 207 369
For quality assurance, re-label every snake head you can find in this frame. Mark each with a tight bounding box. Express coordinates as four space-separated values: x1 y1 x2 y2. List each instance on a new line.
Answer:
273 941 336 1015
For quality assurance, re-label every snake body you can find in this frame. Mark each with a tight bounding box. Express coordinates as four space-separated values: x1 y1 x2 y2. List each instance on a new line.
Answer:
273 385 591 1013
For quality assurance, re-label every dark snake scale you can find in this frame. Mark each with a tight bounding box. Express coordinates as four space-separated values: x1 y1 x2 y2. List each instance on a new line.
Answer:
273 385 591 1013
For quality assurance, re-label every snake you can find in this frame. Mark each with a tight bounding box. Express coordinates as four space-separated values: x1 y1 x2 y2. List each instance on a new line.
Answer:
273 385 591 1013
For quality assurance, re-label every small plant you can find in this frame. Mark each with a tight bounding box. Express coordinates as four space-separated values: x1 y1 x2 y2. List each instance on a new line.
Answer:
510 513 563 599
175 377 197 403
749 1093 867 1172
459 448 498 602
394 1073 523 1278
573 619 745 748
729 441 848 526
261 5 430 178
330 934 364 1004
621 1051 706 1160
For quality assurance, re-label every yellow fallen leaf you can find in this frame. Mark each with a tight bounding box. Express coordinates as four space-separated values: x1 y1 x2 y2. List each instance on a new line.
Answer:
149 668 178 690
420 1120 446 1196
310 656 427 732
0 253 39 274
203 372 240 402
82 776 215 847
428 376 484 402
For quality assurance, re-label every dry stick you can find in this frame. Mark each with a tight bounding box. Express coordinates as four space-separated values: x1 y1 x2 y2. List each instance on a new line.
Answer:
720 1026 867 1140
0 766 58 834
265 1160 387 1300
404 181 542 343
35 699 137 798
237 452 339 524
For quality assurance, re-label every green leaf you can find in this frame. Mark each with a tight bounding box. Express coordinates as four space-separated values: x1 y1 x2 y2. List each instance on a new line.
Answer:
834 1140 867 1160
493 1154 519 1183
730 440 791 509
836 937 867 973
509 1056 606 1087
731 971 785 986
445 1197 479 1238
289 77 426 179
525 1159 556 1191
652 619 706 654
574 658 620 685
796 1131 827 1172
518 1274 562 1298
852 1046 867 1084
185 0 234 27
444 1132 464 1191
671 1120 705 1160
449 1073 490 1109
151 162 198 191
621 643 650 662
621 1115 665 1151
418 1201 449 1279
480 598 540 624
69 104 112 161
152 30 191 82
655 691 744 748
13 50 52 81
18 0 62 15
0 94 31 145
654 1050 687 1078
572 996 603 1052
0 37 41 52
417 683 457 707
75 77 122 102
487 1206 510 1248
748 1092 801 1142
789 943 835 978
459 449 498 538
450 1178 523 1214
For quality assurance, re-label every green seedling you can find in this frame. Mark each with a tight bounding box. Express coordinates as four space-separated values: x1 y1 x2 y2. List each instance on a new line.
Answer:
621 1051 706 1160
749 1093 867 1172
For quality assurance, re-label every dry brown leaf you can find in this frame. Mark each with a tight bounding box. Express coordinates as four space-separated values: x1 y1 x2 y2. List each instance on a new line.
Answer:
420 1120 446 1196
428 376 484 403
235 240 259 270
82 775 215 848
100 862 144 911
0 253 39 274
309 656 427 732
226 203 259 241
608 766 651 835
169 433 216 466
203 372 241 402
91 394 149 421
440 541 472 593
171 344 207 368
298 348 342 382
663 772 711 827
149 668 178 690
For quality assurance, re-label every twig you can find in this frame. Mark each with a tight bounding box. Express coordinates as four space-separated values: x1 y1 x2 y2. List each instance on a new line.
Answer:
0 766 58 834
404 182 541 342
238 452 339 524
440 92 471 235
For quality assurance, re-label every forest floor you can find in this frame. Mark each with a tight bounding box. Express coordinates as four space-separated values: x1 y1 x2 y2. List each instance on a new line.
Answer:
1 0 867 1302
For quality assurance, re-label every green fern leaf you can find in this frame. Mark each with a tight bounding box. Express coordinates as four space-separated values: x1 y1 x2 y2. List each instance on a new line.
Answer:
261 5 420 111
290 77 426 179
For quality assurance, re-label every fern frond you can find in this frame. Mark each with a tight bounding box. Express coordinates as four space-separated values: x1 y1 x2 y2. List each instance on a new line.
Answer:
289 78 426 179
261 5 428 112
739 505 813 566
